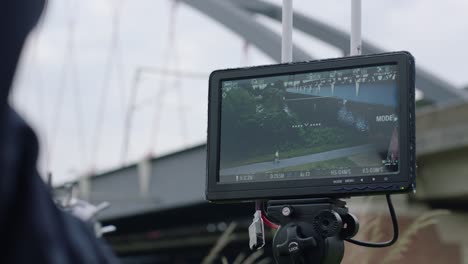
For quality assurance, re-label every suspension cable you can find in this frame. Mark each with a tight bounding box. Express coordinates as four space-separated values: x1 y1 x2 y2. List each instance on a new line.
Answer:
90 0 125 170
148 0 180 156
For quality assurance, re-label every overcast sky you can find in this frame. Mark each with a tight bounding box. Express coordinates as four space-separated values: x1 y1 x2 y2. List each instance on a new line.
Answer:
11 0 468 184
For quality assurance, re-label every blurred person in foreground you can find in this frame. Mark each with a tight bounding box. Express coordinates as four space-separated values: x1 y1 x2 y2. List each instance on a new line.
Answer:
0 0 118 263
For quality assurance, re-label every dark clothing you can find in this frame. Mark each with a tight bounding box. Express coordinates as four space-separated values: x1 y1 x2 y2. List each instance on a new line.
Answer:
1 0 118 263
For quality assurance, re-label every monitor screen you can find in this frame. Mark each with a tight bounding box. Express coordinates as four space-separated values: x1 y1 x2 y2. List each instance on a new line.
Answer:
218 64 399 184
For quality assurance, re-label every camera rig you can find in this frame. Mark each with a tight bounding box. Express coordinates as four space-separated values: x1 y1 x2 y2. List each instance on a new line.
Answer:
248 195 398 264
207 52 414 264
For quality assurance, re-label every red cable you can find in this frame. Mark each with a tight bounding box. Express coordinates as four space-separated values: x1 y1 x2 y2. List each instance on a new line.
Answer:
256 201 280 229
261 213 280 229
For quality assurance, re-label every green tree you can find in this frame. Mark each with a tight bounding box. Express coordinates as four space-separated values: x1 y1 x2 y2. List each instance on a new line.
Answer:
220 88 258 165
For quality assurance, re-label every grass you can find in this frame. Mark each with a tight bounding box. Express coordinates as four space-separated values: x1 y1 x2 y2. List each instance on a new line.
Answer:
202 221 272 264
222 142 358 169
381 210 450 264
202 222 238 264
343 196 450 264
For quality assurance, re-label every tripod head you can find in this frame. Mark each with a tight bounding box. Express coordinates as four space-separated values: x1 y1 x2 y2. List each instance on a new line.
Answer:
267 198 359 264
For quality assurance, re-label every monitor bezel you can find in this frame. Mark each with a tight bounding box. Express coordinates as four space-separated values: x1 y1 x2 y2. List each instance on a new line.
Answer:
206 52 415 202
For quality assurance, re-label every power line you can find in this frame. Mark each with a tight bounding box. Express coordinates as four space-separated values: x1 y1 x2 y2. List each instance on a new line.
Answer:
148 0 183 156
90 0 126 170
136 67 207 80
110 0 126 117
66 0 87 173
119 66 208 165
170 35 188 148
128 68 208 111
120 69 142 165
241 40 250 66
70 46 87 170
48 0 85 175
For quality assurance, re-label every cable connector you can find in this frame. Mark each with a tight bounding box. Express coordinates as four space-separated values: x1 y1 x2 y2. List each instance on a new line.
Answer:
249 210 265 250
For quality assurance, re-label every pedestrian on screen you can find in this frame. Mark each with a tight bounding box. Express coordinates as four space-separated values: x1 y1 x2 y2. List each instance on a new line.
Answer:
275 150 280 163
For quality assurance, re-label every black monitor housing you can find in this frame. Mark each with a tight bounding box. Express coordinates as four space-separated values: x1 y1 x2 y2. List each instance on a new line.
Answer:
206 52 415 202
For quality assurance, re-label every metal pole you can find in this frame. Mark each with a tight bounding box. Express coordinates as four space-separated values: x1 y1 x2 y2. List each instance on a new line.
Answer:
254 0 295 245
350 0 362 56
282 0 293 62
252 0 295 251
